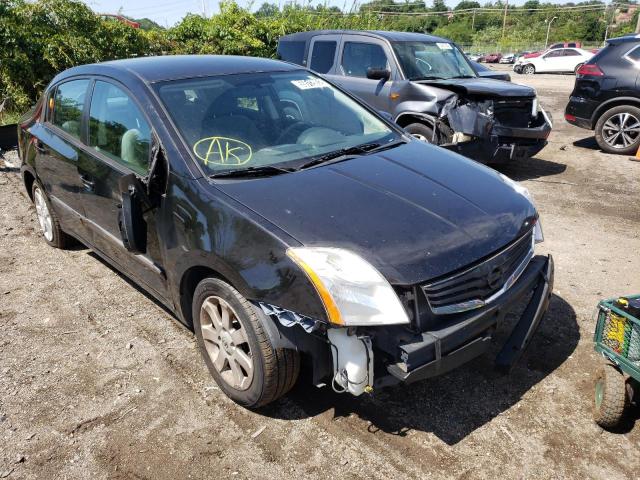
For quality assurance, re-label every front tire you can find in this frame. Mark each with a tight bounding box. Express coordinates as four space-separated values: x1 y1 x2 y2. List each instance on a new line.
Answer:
594 105 640 155
593 363 627 429
32 181 69 249
192 278 300 408
405 122 435 143
523 64 535 75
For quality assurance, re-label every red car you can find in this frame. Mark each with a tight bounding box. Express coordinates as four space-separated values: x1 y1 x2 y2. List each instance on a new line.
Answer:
481 53 502 63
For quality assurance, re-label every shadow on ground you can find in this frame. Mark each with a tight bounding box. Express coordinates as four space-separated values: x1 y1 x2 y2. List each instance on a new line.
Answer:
573 136 600 151
262 293 580 445
494 155 567 181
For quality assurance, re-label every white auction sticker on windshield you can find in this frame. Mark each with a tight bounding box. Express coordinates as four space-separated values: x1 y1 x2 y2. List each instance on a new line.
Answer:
436 42 453 50
291 78 327 90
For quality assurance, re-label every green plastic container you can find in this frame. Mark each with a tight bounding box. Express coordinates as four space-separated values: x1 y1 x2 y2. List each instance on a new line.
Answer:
594 294 640 381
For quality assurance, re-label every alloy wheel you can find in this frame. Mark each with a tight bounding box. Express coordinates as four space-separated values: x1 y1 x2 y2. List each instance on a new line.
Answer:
411 133 428 142
602 112 640 149
34 188 53 242
199 295 254 390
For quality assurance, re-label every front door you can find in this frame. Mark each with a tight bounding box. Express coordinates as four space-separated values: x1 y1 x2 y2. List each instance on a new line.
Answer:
332 36 395 113
78 79 167 297
31 79 91 239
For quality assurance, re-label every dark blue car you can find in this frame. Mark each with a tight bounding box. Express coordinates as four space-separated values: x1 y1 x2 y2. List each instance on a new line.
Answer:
18 55 553 408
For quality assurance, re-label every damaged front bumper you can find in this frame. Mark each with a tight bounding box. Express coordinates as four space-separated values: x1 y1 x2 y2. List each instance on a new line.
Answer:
373 254 554 387
442 110 552 164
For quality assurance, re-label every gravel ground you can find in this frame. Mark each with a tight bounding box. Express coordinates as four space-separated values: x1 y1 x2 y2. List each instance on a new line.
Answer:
2 69 640 480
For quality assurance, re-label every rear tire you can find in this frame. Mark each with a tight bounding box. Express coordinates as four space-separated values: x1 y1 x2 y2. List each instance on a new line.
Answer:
595 105 640 155
405 122 435 143
593 363 627 430
31 181 69 249
192 277 300 408
523 64 535 75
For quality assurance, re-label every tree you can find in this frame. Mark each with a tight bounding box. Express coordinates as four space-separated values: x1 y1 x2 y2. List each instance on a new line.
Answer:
256 2 279 17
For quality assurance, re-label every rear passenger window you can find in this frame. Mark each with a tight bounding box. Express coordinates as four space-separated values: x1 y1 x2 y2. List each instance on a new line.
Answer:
626 45 640 63
88 81 151 175
310 41 337 74
564 49 580 56
51 80 90 140
342 42 388 78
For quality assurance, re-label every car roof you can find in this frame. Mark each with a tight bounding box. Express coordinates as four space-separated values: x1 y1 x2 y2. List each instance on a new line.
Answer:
279 30 450 44
51 55 300 85
606 34 640 46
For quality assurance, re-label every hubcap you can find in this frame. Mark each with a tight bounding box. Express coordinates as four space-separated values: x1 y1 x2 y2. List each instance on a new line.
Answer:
34 188 53 242
411 133 429 142
595 378 604 409
525 66 534 74
602 112 640 149
199 296 253 391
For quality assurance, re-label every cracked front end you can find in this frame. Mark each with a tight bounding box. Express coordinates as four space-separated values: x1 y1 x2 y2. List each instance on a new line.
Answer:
442 96 552 163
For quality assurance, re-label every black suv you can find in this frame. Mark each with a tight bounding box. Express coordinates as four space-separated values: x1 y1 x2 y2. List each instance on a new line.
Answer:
565 35 640 155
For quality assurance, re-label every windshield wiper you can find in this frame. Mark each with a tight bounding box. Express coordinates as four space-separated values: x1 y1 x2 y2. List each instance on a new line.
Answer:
412 75 445 80
296 142 383 170
210 165 293 179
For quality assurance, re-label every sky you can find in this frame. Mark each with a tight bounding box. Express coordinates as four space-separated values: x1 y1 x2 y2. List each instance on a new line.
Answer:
81 0 580 28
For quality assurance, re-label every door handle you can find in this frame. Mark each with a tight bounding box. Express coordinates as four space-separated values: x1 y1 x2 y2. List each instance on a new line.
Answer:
79 174 95 191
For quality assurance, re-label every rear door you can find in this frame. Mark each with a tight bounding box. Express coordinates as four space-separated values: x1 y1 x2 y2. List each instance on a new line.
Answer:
78 79 167 297
331 35 395 112
563 49 584 71
31 78 91 239
308 35 341 76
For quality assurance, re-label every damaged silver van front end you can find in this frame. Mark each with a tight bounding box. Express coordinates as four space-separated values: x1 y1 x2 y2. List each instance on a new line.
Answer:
393 81 552 163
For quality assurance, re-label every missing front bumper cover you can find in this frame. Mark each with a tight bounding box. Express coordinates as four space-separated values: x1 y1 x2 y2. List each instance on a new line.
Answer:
378 254 554 387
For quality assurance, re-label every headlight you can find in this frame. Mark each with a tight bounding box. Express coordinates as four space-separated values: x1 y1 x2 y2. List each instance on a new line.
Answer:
499 173 544 243
287 247 410 326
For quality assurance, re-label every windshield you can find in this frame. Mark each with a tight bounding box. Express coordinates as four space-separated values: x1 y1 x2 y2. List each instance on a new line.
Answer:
156 71 398 175
392 41 477 80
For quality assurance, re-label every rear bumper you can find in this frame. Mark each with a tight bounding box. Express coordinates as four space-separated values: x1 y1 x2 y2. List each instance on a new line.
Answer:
375 254 554 387
565 96 599 130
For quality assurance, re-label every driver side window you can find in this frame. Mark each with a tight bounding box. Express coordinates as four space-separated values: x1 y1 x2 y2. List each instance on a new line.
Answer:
342 42 388 78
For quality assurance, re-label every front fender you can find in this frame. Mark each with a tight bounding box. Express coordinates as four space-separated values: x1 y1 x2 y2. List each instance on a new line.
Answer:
163 175 328 324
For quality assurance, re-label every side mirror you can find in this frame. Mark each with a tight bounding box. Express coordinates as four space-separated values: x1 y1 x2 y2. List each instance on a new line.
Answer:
367 67 391 81
118 173 148 255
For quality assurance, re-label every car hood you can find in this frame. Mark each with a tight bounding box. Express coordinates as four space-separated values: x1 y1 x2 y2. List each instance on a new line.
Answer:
415 77 536 98
215 141 536 286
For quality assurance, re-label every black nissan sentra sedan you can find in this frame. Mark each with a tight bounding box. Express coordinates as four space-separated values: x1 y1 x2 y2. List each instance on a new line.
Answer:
18 56 553 408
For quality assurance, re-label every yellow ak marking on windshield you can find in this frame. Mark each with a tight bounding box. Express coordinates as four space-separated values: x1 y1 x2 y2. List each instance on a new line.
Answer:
193 136 252 166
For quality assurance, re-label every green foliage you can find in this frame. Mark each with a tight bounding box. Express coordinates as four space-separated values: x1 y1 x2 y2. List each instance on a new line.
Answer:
0 0 635 114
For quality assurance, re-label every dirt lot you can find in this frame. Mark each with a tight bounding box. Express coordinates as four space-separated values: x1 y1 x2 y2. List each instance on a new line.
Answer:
2 68 640 480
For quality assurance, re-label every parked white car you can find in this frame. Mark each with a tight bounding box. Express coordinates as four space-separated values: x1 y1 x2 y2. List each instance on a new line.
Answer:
515 48 594 74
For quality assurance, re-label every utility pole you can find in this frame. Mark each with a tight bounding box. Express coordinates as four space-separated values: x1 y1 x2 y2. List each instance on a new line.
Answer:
201 0 207 18
472 8 476 31
636 5 640 33
501 0 509 39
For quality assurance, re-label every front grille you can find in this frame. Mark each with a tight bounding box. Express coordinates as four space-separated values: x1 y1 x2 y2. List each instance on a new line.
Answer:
422 231 534 314
493 98 534 128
